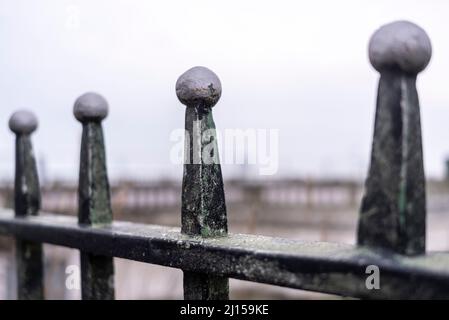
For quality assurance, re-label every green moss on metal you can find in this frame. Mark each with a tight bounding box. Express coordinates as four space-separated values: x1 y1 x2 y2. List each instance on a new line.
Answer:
181 103 229 299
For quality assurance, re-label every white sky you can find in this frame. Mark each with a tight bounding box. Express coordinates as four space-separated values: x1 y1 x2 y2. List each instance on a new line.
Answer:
0 0 449 181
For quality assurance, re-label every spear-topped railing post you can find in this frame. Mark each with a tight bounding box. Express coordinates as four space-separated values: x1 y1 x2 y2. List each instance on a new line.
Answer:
357 21 432 255
176 66 229 300
9 110 44 299
74 92 115 299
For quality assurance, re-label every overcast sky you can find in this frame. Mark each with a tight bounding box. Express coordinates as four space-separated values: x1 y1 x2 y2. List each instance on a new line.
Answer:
1 0 449 181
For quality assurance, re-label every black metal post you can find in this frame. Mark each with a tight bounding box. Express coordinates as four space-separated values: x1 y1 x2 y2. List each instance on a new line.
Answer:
176 66 229 299
74 92 115 299
358 21 432 255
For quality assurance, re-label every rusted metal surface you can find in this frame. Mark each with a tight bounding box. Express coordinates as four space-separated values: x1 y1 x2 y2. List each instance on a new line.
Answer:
1 211 449 299
74 93 115 299
358 21 431 255
177 66 229 299
9 110 44 300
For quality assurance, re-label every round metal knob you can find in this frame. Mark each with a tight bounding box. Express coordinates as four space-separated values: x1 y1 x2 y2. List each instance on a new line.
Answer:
9 110 38 134
176 66 222 107
369 20 432 73
74 92 109 122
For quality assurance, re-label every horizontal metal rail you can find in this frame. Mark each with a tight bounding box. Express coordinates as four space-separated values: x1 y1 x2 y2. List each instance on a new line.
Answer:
1 209 448 299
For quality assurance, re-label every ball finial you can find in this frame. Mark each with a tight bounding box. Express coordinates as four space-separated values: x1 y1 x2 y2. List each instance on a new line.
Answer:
369 21 432 73
9 110 38 135
176 66 222 107
73 92 109 122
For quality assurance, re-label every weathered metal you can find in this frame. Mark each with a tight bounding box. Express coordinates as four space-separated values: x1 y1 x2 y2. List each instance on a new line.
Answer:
176 66 229 299
1 211 449 299
2 21 446 300
9 110 44 300
357 21 431 255
74 92 115 299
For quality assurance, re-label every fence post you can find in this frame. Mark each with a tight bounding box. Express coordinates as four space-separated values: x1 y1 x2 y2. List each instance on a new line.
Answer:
74 92 115 299
176 66 229 300
9 110 44 299
357 21 432 255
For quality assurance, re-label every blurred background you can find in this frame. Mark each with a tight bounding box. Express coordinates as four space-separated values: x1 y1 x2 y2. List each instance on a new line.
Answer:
1 0 449 299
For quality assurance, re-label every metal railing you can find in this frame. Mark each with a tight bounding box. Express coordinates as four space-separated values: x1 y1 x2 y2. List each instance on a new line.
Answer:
1 20 448 300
